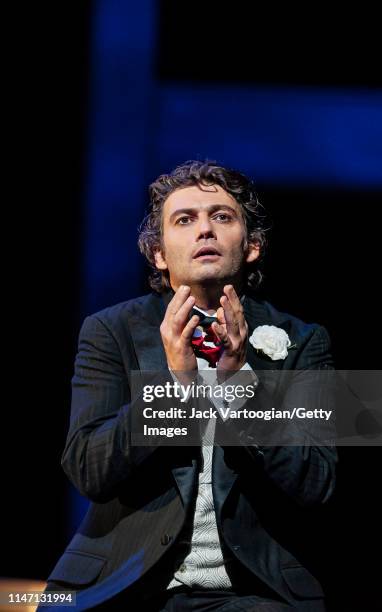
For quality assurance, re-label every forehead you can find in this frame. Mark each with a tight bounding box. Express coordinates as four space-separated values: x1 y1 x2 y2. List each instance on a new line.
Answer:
162 184 239 217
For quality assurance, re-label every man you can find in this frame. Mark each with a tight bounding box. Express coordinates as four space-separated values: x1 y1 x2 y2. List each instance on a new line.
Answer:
41 161 336 611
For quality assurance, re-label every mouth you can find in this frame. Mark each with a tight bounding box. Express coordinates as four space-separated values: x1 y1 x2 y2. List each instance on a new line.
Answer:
193 247 221 260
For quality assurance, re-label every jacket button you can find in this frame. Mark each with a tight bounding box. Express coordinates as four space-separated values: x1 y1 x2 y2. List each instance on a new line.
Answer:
160 533 172 545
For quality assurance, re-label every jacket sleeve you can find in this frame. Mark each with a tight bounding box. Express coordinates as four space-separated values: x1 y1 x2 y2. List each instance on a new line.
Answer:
60 314 179 503
225 325 338 508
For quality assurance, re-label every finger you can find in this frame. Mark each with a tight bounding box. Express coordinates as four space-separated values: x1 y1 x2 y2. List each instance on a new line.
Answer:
173 295 196 330
216 307 226 327
212 321 232 350
181 314 201 341
220 295 239 337
224 285 242 311
224 285 246 334
165 285 191 321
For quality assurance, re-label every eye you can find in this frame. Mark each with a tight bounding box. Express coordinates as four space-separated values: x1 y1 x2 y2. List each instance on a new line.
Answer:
213 213 232 222
176 216 192 225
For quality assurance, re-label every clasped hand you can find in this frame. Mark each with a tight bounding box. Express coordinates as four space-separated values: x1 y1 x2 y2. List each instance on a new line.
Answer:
160 285 248 377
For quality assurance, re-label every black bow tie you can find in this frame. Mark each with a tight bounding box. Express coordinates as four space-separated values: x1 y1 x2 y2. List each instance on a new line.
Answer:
190 308 217 328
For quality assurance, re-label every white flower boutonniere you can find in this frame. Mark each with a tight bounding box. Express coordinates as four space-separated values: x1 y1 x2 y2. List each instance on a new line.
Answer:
249 325 296 361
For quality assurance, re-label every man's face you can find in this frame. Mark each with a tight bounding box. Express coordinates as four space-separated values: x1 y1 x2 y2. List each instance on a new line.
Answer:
154 184 259 291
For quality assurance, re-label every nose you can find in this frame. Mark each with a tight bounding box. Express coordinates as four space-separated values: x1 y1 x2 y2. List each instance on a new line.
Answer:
196 214 216 241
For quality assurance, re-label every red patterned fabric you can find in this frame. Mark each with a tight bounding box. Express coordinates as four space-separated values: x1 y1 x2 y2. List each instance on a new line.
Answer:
191 325 222 367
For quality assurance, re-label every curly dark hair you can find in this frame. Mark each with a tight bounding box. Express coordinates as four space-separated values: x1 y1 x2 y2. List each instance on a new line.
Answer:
138 160 269 293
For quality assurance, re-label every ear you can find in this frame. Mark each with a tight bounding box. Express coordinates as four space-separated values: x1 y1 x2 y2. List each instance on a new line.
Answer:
154 249 168 271
245 242 260 264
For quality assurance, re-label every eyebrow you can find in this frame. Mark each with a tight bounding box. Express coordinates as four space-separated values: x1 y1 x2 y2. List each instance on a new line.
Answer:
168 204 239 223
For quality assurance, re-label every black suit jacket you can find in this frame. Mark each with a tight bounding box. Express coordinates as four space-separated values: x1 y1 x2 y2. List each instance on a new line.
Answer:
44 291 337 610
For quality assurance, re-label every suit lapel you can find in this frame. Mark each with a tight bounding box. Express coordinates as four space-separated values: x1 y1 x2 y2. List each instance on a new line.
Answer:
212 445 238 514
171 459 199 509
243 295 292 372
125 292 168 371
